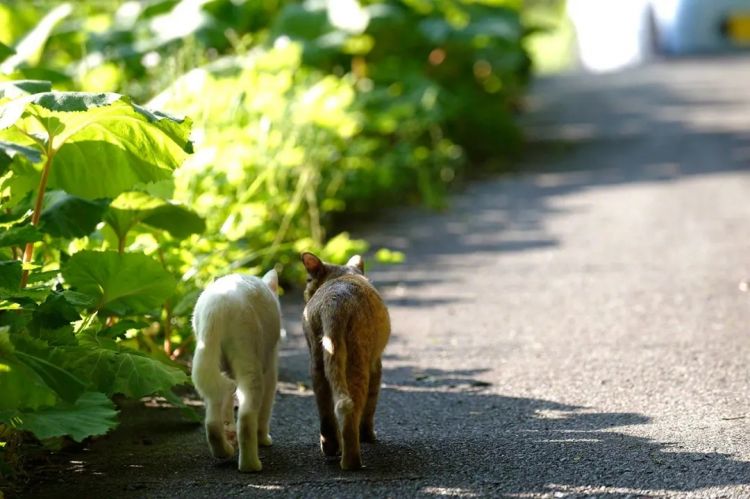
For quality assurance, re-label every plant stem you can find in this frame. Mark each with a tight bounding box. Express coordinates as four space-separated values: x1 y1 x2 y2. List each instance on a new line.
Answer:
156 246 173 356
20 151 54 288
118 234 126 254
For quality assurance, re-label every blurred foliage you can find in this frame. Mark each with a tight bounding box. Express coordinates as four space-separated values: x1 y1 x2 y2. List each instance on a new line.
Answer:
0 0 535 472
523 0 574 74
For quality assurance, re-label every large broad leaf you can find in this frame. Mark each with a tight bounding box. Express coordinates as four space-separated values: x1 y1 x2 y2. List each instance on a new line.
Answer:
13 351 85 404
61 333 189 398
0 331 57 411
62 250 176 315
0 91 193 200
0 357 58 411
2 391 118 442
38 191 109 238
107 191 205 240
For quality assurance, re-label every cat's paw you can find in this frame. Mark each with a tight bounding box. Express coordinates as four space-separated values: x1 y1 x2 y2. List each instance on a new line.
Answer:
320 434 340 457
208 428 235 459
209 440 234 460
238 457 262 473
258 433 273 447
340 454 363 471
360 428 377 443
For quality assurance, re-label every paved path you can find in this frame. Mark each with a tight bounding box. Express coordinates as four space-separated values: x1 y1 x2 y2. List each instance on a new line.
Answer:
27 57 750 498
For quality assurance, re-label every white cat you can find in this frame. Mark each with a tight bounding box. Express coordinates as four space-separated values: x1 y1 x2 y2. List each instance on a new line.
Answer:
191 269 281 472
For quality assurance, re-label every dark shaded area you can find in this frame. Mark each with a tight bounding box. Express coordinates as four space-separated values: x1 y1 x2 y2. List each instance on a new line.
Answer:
22 356 750 498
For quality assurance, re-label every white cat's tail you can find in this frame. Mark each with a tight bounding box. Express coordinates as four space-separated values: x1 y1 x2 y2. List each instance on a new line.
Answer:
320 316 354 421
191 307 234 398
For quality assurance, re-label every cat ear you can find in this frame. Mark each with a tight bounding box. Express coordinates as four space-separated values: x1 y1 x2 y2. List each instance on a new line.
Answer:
262 269 278 293
347 254 364 273
301 252 323 276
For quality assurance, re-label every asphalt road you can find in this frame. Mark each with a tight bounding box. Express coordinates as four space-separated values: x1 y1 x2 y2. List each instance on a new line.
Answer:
25 56 750 498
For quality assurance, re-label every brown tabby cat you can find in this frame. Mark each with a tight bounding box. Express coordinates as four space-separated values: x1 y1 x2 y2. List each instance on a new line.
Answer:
301 252 391 470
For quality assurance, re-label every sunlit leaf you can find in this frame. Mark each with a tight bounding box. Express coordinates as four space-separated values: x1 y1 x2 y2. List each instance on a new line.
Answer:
0 92 193 200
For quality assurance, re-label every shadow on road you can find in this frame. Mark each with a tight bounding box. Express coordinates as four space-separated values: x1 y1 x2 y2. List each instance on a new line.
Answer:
23 361 750 498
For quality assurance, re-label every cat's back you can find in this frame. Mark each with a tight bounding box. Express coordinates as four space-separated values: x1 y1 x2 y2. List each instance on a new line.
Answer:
196 274 279 323
309 274 388 320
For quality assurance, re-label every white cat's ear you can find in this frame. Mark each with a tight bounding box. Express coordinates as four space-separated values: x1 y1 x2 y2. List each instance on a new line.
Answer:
262 269 279 293
347 254 364 273
301 252 323 276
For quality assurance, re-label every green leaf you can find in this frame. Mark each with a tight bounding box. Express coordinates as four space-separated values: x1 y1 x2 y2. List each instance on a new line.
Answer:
62 250 176 315
0 41 15 60
60 290 97 308
14 350 85 404
0 260 22 289
141 203 206 239
62 333 189 398
0 224 43 248
107 191 205 240
31 292 81 330
98 319 149 339
38 191 109 238
0 332 57 411
2 392 118 442
0 92 193 200
0 286 50 302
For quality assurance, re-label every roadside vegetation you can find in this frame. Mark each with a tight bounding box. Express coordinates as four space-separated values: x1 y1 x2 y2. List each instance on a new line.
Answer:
0 0 566 486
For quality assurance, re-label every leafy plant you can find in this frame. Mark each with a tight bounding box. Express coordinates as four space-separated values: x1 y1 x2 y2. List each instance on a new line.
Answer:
0 79 199 462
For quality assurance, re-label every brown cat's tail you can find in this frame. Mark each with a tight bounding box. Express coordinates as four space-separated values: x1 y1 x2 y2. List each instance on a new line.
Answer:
321 316 354 422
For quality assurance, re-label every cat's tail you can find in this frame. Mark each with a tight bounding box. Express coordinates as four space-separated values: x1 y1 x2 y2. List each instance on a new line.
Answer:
321 316 354 421
191 307 235 398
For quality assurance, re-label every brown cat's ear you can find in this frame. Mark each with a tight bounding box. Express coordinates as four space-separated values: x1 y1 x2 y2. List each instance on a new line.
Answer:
301 252 323 276
346 254 364 273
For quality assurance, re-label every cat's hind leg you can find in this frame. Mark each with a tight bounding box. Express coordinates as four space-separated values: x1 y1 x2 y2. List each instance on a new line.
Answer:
310 350 339 458
257 346 278 447
339 367 368 470
235 374 263 472
193 351 235 460
360 357 382 443
204 382 235 460
222 389 237 446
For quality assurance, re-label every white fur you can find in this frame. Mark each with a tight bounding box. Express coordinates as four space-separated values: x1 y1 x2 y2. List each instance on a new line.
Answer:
191 269 281 472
